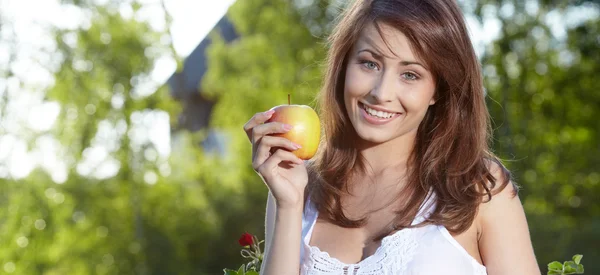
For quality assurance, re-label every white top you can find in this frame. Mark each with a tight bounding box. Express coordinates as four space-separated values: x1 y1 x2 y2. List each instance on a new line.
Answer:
299 192 487 275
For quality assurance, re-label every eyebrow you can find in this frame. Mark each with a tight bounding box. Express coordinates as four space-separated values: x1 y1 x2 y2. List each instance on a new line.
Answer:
356 37 429 70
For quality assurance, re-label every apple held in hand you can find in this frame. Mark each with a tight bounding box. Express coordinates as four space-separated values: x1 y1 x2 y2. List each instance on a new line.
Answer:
267 104 321 160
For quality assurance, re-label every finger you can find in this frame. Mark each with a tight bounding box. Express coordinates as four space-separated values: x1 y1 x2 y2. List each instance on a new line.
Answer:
252 136 301 171
251 122 293 143
253 136 302 167
257 149 303 177
250 121 292 157
243 110 276 141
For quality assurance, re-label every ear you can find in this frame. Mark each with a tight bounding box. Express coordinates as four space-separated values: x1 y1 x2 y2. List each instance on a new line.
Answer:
429 97 436 106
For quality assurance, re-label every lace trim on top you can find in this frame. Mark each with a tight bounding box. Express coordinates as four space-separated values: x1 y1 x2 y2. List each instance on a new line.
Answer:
304 227 420 275
301 192 432 275
300 191 487 275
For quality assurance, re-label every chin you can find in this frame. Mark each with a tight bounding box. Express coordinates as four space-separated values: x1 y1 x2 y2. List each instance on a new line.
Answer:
353 125 396 144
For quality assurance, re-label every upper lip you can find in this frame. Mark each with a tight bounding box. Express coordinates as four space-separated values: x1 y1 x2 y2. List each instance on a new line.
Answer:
359 102 401 114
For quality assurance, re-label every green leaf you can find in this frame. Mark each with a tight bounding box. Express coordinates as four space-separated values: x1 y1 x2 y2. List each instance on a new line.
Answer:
572 254 583 265
547 270 562 275
563 261 577 273
246 272 260 275
238 264 246 274
576 264 584 274
548 261 563 271
223 268 239 275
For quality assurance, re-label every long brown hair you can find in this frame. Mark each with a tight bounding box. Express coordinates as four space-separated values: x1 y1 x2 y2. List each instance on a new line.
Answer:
307 0 514 239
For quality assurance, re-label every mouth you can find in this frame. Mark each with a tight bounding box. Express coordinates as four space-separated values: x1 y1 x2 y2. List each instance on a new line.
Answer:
358 102 402 120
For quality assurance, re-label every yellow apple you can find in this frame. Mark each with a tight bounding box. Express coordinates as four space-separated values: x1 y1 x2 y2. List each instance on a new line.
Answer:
267 104 321 160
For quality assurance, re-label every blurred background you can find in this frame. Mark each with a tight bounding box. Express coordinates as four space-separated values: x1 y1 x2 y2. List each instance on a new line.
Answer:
0 0 598 274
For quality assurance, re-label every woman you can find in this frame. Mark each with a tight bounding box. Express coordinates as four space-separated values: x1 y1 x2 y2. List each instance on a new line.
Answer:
244 0 541 274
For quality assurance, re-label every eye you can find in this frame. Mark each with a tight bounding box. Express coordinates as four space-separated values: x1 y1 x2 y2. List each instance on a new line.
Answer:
402 72 419 81
360 60 380 71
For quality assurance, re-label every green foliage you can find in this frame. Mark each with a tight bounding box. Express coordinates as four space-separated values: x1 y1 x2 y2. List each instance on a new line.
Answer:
0 0 237 274
547 255 584 274
223 266 259 275
473 1 600 273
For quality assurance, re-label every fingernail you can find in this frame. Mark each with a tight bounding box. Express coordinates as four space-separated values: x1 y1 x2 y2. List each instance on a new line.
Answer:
283 124 293 131
293 143 302 149
265 110 275 116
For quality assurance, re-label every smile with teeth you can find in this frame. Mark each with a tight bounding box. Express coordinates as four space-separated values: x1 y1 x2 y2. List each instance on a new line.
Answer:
361 103 399 119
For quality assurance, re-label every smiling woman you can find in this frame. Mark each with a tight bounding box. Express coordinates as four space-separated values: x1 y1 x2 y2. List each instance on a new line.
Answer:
344 23 436 143
243 0 542 274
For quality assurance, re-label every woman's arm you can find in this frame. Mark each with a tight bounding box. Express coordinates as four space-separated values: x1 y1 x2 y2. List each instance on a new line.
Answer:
478 166 541 275
260 191 303 275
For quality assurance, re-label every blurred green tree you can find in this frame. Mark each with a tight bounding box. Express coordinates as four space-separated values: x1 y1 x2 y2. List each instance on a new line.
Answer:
471 1 600 273
0 2 179 274
0 0 229 274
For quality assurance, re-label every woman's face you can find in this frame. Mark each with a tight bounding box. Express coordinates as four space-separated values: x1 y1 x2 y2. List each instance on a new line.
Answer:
344 22 436 145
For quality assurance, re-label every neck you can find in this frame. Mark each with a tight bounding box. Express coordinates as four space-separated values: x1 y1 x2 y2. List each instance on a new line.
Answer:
356 129 417 177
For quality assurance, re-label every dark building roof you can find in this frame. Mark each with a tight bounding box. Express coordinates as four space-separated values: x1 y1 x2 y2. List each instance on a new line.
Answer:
167 16 238 132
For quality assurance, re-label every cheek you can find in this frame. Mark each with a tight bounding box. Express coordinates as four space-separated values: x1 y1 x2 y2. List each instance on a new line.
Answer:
344 66 371 97
404 87 435 112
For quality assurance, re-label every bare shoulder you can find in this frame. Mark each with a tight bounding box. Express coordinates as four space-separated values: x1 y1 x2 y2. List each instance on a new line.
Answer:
485 159 516 196
475 159 541 274
476 159 519 234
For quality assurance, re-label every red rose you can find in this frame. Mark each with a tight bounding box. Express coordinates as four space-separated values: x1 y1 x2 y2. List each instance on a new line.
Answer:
238 232 254 247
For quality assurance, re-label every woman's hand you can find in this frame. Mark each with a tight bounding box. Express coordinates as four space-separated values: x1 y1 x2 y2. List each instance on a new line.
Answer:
244 110 308 209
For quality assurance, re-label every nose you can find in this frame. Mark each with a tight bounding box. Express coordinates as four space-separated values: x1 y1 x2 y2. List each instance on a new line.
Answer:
369 70 396 103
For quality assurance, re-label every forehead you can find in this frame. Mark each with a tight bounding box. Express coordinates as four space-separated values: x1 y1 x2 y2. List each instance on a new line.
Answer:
355 22 419 61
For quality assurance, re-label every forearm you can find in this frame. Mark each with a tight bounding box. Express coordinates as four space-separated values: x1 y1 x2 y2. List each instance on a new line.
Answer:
261 205 303 275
